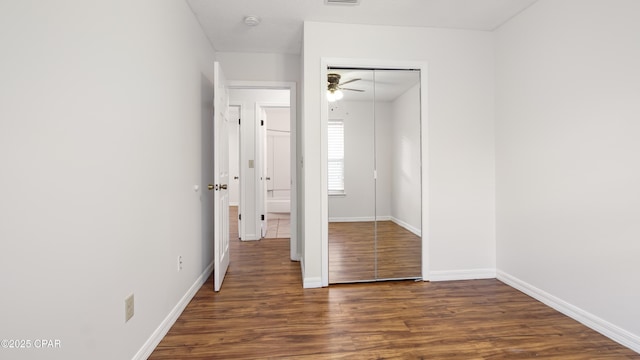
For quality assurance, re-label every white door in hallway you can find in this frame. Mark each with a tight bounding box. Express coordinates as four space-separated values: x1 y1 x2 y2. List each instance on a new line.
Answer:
214 62 230 292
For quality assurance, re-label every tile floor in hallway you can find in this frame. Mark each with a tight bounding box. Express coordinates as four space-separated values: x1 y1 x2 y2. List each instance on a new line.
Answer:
264 212 290 238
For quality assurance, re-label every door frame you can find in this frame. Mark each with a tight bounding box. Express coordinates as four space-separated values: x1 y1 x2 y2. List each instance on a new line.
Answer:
228 81 299 261
320 58 429 286
228 104 241 235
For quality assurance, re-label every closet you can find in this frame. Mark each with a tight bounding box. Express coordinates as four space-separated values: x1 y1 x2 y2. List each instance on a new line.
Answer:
327 68 422 283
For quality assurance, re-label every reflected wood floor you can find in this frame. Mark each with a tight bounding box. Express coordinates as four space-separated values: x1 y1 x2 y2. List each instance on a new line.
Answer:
329 221 422 283
149 210 639 359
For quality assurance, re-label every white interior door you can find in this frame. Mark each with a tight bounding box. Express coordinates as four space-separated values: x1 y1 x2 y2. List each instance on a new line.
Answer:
213 62 230 292
201 75 215 283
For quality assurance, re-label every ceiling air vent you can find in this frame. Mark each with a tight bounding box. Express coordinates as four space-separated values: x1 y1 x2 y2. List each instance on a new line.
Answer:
325 0 360 5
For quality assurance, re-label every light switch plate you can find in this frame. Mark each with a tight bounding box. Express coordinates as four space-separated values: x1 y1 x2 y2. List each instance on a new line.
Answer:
125 294 134 322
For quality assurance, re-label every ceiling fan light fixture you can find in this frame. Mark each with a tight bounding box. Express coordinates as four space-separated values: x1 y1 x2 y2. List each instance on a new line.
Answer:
327 73 342 102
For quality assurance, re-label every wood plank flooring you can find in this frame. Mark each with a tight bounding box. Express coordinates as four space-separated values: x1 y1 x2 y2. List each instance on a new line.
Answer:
329 221 422 283
149 209 639 359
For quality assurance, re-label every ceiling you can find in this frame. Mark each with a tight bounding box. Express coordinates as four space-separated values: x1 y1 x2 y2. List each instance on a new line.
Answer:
187 0 538 55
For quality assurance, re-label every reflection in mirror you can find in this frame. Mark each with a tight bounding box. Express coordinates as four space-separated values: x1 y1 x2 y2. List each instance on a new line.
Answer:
328 68 421 284
328 69 375 282
374 70 422 280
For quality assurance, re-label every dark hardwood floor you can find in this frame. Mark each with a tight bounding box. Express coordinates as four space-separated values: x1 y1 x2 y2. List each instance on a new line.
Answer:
149 208 639 359
329 221 422 283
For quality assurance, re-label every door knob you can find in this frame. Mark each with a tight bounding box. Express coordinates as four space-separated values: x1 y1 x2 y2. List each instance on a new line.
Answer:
207 184 215 190
220 184 228 190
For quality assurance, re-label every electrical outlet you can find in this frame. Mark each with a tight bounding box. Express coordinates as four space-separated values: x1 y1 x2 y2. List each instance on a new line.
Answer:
125 294 134 323
178 256 183 271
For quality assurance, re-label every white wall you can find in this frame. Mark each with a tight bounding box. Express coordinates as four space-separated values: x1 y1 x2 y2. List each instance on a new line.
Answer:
266 132 291 200
495 0 640 350
0 1 215 359
328 101 375 220
303 22 496 285
375 102 393 220
265 107 291 132
229 89 290 240
390 83 422 234
265 107 291 201
217 52 300 83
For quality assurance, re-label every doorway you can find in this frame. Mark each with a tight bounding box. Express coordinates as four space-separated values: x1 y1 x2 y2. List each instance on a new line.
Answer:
262 106 291 239
227 82 299 260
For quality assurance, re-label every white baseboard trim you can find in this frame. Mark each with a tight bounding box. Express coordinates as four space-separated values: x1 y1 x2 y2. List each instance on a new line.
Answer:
497 270 640 354
300 257 322 288
429 268 496 282
241 234 260 241
390 217 421 237
133 261 214 360
229 201 239 206
303 276 323 288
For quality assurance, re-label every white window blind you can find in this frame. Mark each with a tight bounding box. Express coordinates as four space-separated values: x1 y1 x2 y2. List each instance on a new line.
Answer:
328 120 345 194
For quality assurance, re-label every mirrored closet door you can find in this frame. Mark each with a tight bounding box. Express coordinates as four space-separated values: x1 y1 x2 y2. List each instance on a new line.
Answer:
328 68 422 284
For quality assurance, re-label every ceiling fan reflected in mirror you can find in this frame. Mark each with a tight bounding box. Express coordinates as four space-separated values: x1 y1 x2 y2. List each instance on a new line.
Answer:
327 73 364 102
